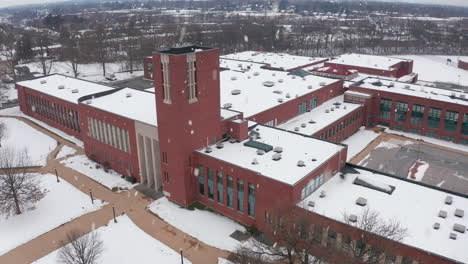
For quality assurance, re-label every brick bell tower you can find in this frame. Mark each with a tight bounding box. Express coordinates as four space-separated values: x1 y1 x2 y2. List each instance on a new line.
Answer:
153 46 221 206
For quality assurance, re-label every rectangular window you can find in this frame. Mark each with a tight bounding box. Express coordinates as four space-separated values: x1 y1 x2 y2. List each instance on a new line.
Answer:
237 179 244 212
394 125 405 131
379 98 392 120
463 113 468 136
227 175 233 208
428 107 441 129
395 101 408 122
187 53 198 103
409 128 421 134
248 183 255 217
161 54 171 104
410 104 424 126
207 168 214 199
310 97 317 109
444 110 459 132
217 172 223 204
442 135 454 142
426 131 438 138
299 101 307 115
198 165 205 195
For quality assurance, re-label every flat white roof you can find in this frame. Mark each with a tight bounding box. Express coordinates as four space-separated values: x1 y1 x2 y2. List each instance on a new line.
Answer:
220 68 341 118
17 74 114 104
328 54 409 71
300 168 468 263
84 88 157 126
354 77 468 107
222 51 326 70
197 124 343 185
220 59 264 71
220 108 241 120
279 95 362 136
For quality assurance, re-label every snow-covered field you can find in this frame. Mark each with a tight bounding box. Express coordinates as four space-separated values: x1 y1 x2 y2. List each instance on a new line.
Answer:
0 173 104 255
149 197 247 251
19 61 143 83
55 145 77 160
396 55 468 86
342 127 380 161
0 106 83 147
60 155 134 190
32 215 192 264
0 117 57 166
383 127 468 153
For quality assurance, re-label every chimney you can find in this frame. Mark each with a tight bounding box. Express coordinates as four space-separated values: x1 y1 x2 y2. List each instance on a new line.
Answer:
228 119 248 142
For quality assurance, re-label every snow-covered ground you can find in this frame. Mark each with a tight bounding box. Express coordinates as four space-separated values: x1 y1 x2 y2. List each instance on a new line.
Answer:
32 215 192 264
383 127 468 153
60 155 134 190
55 145 77 160
0 173 104 255
396 55 468 86
342 127 380 161
0 117 57 166
0 83 17 102
149 197 247 251
19 61 143 83
0 106 83 147
218 258 234 264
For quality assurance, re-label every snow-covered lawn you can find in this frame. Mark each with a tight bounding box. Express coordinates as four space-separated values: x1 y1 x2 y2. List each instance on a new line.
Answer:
396 55 468 86
32 215 192 264
0 106 83 147
0 173 104 255
383 127 468 153
0 117 57 166
60 155 134 190
149 197 247 251
55 145 77 160
342 127 380 161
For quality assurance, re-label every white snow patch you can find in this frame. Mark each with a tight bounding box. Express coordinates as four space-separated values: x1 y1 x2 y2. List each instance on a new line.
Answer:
407 161 429 182
218 258 235 264
149 197 246 251
342 127 380 161
32 215 192 264
60 155 134 190
55 145 77 160
0 173 104 255
0 117 57 166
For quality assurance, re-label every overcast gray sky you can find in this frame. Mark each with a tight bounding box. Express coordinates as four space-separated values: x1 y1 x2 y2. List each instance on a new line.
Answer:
1 0 468 9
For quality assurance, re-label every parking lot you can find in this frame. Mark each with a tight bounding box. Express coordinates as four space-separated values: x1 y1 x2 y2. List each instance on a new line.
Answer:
354 134 468 194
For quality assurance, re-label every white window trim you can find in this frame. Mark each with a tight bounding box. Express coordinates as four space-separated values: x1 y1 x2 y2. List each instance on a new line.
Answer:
161 54 171 104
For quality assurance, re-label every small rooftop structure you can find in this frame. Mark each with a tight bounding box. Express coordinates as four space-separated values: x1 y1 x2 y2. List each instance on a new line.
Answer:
196 124 344 185
16 74 114 104
300 167 468 263
158 45 213 55
352 77 468 107
327 53 411 71
81 88 157 126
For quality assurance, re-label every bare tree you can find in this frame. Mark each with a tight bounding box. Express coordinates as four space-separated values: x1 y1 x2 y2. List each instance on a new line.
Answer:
61 30 83 78
342 208 408 264
0 121 5 147
34 35 54 76
0 32 18 81
93 23 110 76
0 148 47 217
58 230 104 264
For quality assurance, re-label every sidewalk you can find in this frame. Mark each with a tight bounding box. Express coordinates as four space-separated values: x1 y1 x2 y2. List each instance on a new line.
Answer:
0 116 228 264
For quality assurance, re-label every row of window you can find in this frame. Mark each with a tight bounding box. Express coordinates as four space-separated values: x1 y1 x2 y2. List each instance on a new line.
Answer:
25 93 80 133
379 98 468 135
301 174 324 199
87 117 131 153
318 110 362 140
198 165 256 217
298 97 318 115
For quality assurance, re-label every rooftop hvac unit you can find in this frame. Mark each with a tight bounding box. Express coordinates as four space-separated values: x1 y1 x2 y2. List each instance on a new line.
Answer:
330 107 335 111
319 82 326 86
319 191 326 198
229 138 237 143
286 93 290 98
461 94 466 99
263 81 275 87
453 223 466 233
455 209 464 218
433 222 440 230
451 92 456 97
311 158 317 162
308 85 313 89
438 210 447 218
356 197 367 206
301 123 306 128
253 72 260 76
450 233 457 240
71 89 79 94
278 98 284 103
344 106 347 110
58 85 65 89
307 201 315 207
297 160 305 167
230 76 237 81
223 103 232 109
294 127 299 131
273 147 283 153
325 109 329 113
404 85 410 89
231 89 241 95
216 142 224 149
247 76 251 79
272 73 276 76
291 76 296 79
85 100 92 105
126 93 132 98
204 146 212 153
252 158 259 165
445 196 453 205
40 80 47 84
257 149 265 155
273 90 282 94
309 120 316 124
272 153 282 161
348 214 357 223
278 79 284 83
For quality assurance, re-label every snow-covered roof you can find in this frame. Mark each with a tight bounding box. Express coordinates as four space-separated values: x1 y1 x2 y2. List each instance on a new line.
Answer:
300 168 468 263
220 108 241 120
83 88 157 126
328 54 410 71
144 87 155 93
353 77 468 107
196 124 344 185
279 95 362 136
220 59 264 71
345 90 373 98
17 74 114 104
220 68 341 118
222 51 326 71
